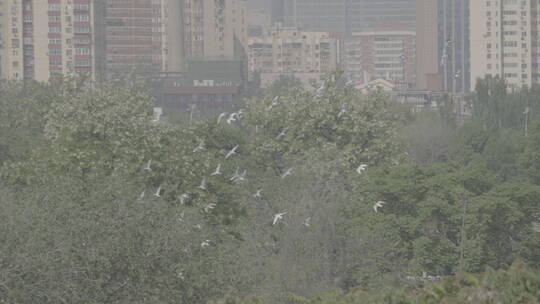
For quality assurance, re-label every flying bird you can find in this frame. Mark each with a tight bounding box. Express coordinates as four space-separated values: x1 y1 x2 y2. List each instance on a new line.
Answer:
198 178 207 190
338 104 347 118
217 112 228 124
225 145 239 159
230 167 246 182
253 189 262 198
268 96 279 110
316 83 325 97
227 112 238 124
276 128 287 140
179 193 189 205
373 201 386 213
178 211 185 222
201 240 211 248
356 164 368 174
281 168 293 179
272 212 287 226
204 203 216 213
154 185 162 198
193 139 205 152
143 159 152 171
211 163 222 176
194 223 203 230
303 217 311 227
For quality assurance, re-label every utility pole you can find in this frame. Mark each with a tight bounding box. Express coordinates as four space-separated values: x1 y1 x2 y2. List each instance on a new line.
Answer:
524 106 530 137
458 195 468 273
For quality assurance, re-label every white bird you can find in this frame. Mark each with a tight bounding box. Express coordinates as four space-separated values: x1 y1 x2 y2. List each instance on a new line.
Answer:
253 189 262 198
225 145 239 159
217 112 228 124
139 190 145 200
198 178 207 190
201 240 211 248
345 80 354 86
230 167 247 182
268 96 279 110
143 159 152 171
204 203 216 213
338 104 347 118
193 139 205 153
281 168 293 179
373 201 386 213
154 185 162 197
179 193 189 205
194 223 203 230
177 271 185 280
178 211 185 222
276 128 287 140
316 83 325 97
227 112 238 124
303 217 311 227
356 164 368 174
272 212 287 226
211 163 222 176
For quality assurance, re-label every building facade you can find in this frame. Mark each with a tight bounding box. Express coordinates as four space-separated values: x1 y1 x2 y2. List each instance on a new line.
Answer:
345 31 416 89
346 0 416 33
247 27 340 86
415 0 441 91
182 0 246 60
1 0 95 82
439 0 470 93
470 0 540 89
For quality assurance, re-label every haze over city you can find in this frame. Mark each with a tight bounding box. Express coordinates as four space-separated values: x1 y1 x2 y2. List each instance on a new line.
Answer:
0 1 539 303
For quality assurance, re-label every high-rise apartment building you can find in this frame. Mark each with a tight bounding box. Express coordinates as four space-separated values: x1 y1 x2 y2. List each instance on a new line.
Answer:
1 0 95 81
439 0 470 93
345 31 416 89
414 0 469 93
0 0 25 80
279 0 416 35
247 27 339 85
416 0 441 90
99 0 169 78
283 0 347 34
346 0 416 33
470 0 540 89
182 0 247 59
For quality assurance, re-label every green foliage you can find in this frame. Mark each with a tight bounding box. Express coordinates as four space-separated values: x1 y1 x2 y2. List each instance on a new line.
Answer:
1 74 539 303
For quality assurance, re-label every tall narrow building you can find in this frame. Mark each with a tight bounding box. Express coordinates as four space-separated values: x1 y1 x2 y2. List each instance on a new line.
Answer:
415 0 441 90
0 0 25 80
439 0 470 93
470 0 539 89
182 0 246 59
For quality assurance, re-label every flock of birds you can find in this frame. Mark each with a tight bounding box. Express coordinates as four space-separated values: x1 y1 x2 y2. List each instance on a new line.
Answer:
142 93 388 248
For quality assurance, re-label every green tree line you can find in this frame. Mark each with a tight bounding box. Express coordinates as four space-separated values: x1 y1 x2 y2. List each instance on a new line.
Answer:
0 74 538 303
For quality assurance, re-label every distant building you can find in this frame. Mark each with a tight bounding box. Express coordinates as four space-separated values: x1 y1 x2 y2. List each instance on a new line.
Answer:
98 0 179 80
282 0 347 34
279 0 415 35
247 27 340 87
470 0 540 90
0 0 96 81
182 0 247 60
345 31 416 89
346 0 416 32
439 0 470 94
415 0 441 91
248 9 272 37
414 0 469 93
